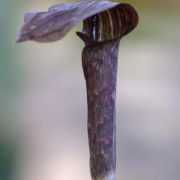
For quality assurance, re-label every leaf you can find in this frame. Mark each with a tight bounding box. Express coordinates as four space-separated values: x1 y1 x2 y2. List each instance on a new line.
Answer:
16 0 138 43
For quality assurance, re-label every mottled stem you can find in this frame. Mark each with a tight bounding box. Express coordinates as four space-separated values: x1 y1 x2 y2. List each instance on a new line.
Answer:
77 3 138 179
82 40 120 180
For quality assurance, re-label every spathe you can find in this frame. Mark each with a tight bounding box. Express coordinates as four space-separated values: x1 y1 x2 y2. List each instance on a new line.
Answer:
16 0 138 43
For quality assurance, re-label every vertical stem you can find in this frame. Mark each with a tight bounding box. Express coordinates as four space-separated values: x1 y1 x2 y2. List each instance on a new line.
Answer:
77 3 138 179
82 40 120 180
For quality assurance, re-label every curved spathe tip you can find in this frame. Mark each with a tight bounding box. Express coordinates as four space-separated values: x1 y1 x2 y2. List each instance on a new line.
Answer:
16 0 138 43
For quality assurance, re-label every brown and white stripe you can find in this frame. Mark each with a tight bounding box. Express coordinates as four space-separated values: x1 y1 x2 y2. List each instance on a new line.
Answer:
82 3 138 43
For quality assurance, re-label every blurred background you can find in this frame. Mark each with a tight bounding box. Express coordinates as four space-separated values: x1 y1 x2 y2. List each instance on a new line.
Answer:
0 0 179 180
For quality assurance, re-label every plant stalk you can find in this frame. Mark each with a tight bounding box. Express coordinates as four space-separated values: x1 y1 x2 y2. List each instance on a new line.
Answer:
82 40 120 180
